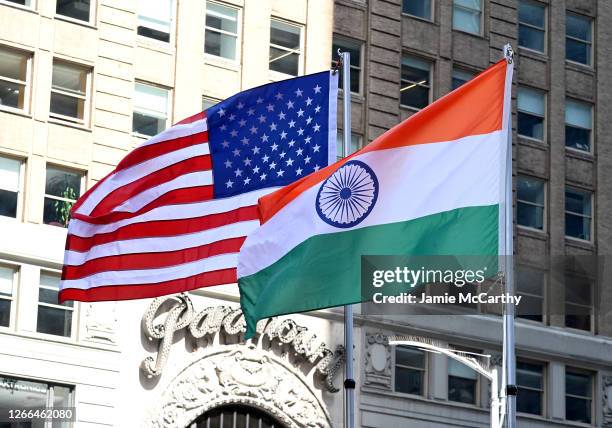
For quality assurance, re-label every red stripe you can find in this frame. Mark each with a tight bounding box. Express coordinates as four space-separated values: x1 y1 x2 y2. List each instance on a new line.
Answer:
58 267 237 303
67 205 258 252
62 237 245 280
176 111 206 125
71 185 214 224
114 131 208 173
91 155 212 216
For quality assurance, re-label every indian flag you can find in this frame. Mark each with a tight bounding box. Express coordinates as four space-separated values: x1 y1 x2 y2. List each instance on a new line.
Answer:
238 58 513 338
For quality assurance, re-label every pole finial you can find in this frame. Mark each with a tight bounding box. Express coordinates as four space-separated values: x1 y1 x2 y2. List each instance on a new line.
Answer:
332 48 343 75
503 44 514 64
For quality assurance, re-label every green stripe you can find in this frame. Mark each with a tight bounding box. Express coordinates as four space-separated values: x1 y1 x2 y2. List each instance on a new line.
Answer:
239 205 499 338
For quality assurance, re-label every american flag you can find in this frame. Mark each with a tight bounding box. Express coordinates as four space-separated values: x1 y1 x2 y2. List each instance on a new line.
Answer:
59 71 338 302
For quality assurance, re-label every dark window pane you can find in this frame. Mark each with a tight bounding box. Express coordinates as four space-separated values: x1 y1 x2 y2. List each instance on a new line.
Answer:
36 306 72 337
565 213 590 240
205 29 222 56
132 112 166 137
519 1 545 28
448 376 476 404
0 299 10 327
566 38 590 65
270 22 300 50
0 80 24 109
6 0 28 5
566 190 591 215
0 189 17 218
43 197 73 227
565 125 590 151
396 347 425 367
403 0 431 19
566 371 592 397
566 14 591 42
401 64 429 84
566 397 591 423
519 25 545 52
518 111 544 139
517 295 543 321
518 177 544 205
395 366 423 394
45 168 81 199
518 388 542 414
401 86 429 109
56 0 90 22
50 92 84 120
517 203 544 229
517 361 543 389
137 26 170 43
565 313 591 330
269 47 299 76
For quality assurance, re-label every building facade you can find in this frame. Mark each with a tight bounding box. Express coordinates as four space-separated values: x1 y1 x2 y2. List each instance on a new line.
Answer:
0 0 612 427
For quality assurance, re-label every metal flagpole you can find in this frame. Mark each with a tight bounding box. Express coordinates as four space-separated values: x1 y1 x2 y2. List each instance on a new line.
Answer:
502 44 517 428
340 49 356 428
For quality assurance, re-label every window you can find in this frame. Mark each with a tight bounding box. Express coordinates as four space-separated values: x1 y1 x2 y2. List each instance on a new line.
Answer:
37 272 74 337
516 266 544 322
205 2 239 60
336 132 362 160
332 36 362 94
400 55 431 109
566 13 592 65
43 165 83 227
269 19 302 76
448 358 477 404
402 0 432 20
517 175 545 230
565 187 592 241
133 82 169 137
516 361 544 415
0 266 16 328
565 99 592 152
453 0 482 35
395 346 425 395
565 272 593 331
194 405 283 427
518 87 545 141
56 0 91 22
137 0 172 43
0 46 30 112
451 68 474 90
519 0 546 53
3 0 33 6
50 60 90 124
0 156 23 219
202 96 219 111
565 368 593 423
0 376 74 414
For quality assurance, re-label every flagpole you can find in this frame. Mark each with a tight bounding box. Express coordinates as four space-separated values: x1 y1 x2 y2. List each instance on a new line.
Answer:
339 50 356 428
502 44 517 428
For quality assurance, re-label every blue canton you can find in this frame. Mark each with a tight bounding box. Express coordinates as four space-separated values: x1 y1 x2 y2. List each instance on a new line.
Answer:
206 71 333 198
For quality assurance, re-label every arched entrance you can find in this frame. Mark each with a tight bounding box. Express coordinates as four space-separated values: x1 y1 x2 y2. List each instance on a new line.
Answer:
189 404 286 428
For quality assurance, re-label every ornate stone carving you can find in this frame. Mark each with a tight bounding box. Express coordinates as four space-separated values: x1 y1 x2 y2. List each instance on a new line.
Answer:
148 345 332 428
364 332 391 390
603 375 612 426
141 294 344 393
489 354 503 367
83 301 118 344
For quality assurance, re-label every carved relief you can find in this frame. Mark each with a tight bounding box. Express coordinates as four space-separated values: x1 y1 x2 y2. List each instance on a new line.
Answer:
83 301 118 344
603 375 612 427
148 345 331 428
364 332 391 390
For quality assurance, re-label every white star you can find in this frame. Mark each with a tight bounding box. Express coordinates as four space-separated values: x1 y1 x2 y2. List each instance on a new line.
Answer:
252 146 261 154
230 129 238 137
271 143 278 151
234 168 243 177
218 108 226 116
250 125 258 134
262 154 270 163
256 97 264 104
279 151 286 158
253 165 260 174
286 100 294 109
247 108 255 116
220 124 227 131
229 114 236 121
277 169 285 177
295 88 303 97
221 140 230 148
305 136 312 144
225 179 233 188
305 97 313 106
288 140 296 147
269 161 276 170
239 119 247 127
275 93 284 100
269 122 277 131
296 148 304 156
237 101 244 109
278 111 286 120
266 104 274 112
258 115 267 123
260 173 267 180
297 128 304 136
244 177 251 185
224 159 232 168
261 134 269 142
232 148 241 157
296 167 303 175
306 116 313 125
304 155 311 164
286 158 294 166
288 120 296 128
297 109 305 117
313 123 321 132
313 144 320 152
314 85 321 93
280 131 287 139
314 164 320 171
241 136 249 145
244 157 252 166
314 105 321 113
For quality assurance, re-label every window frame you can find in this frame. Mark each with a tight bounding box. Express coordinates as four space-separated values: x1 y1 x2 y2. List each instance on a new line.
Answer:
268 17 304 78
565 98 593 154
43 163 85 228
332 34 363 95
0 0 36 11
515 264 547 324
564 186 593 243
132 81 172 139
565 11 593 67
49 59 92 126
564 271 594 333
202 95 220 111
517 86 547 143
516 174 546 232
452 0 484 36
204 0 241 63
393 345 427 397
35 269 77 340
518 0 547 55
0 154 25 221
400 54 433 110
0 45 33 115
55 0 96 26
401 0 434 22
0 263 18 331
564 367 594 424
0 375 75 417
516 359 546 416
136 0 176 46
447 351 480 406
451 67 475 90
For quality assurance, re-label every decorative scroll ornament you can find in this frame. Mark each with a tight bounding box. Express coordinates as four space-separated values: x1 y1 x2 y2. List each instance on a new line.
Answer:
603 375 612 426
141 294 344 393
364 332 391 390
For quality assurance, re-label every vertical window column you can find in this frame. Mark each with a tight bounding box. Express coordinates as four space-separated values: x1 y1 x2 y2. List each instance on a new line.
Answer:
269 19 302 76
43 166 83 227
566 13 592 65
36 272 74 338
205 2 239 60
565 368 593 424
518 87 545 141
518 0 546 53
394 346 426 395
0 47 30 112
0 156 23 219
565 99 592 152
50 60 91 125
133 82 170 137
452 0 482 34
137 0 173 43
0 266 16 328
400 55 432 109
